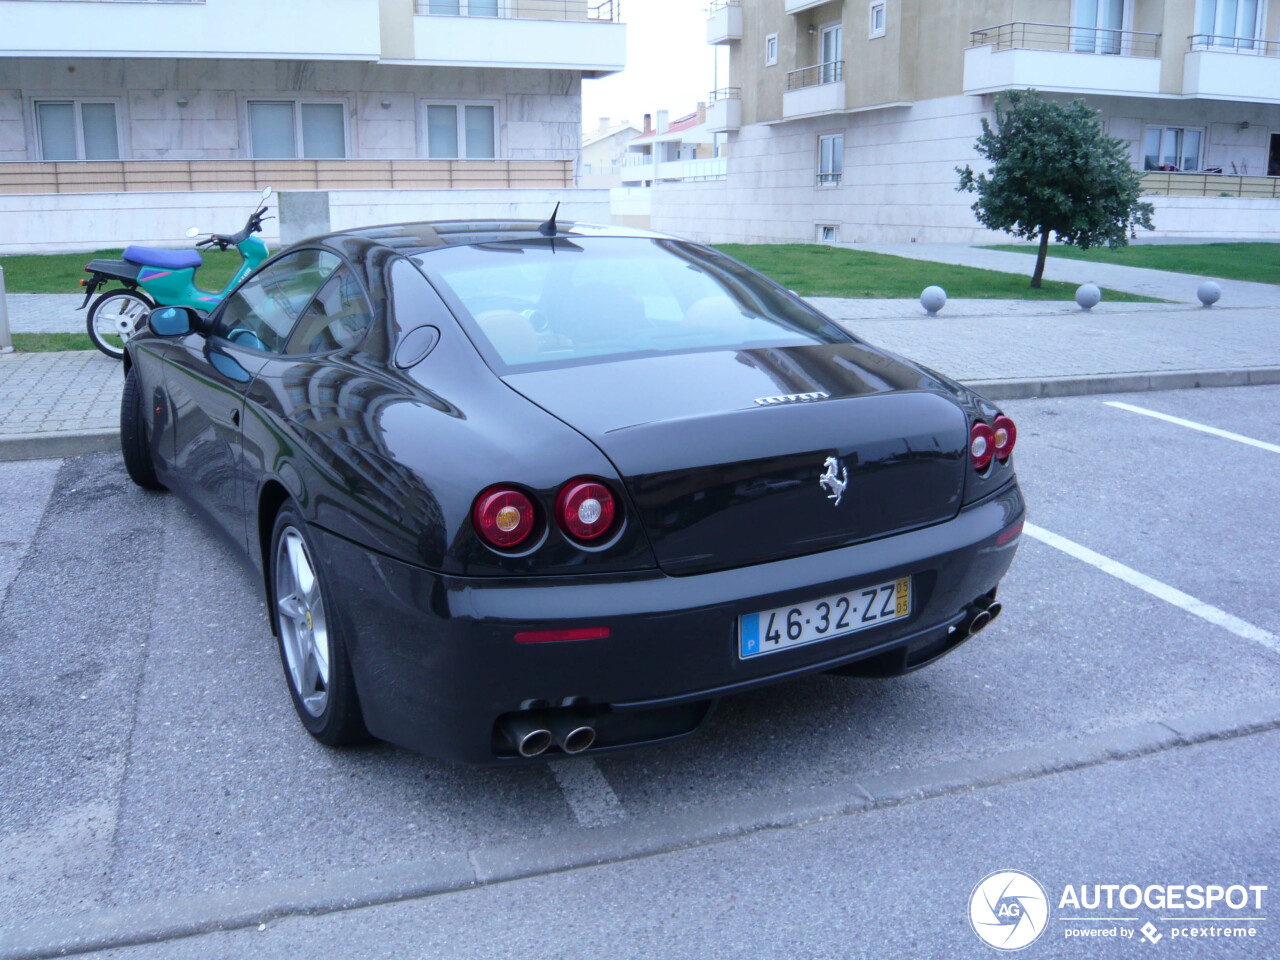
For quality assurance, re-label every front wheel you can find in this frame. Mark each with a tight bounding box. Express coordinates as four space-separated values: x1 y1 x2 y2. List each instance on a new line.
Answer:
87 289 154 360
269 505 369 746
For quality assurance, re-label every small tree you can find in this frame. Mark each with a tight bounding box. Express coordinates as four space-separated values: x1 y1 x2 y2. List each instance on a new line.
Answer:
957 90 1154 288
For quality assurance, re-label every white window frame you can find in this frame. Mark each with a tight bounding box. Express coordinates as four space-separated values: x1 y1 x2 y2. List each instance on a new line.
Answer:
32 97 125 161
817 132 843 186
420 100 501 160
765 32 779 66
1070 0 1134 53
246 99 350 160
1194 0 1267 46
816 223 839 242
868 1 886 39
1141 124 1205 172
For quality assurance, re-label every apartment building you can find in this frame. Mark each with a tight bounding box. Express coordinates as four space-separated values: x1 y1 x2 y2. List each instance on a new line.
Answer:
580 116 640 187
0 0 626 251
620 107 726 186
660 0 1280 243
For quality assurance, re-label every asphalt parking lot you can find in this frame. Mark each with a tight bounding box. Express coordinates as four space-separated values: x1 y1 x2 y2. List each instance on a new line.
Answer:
2 384 1279 959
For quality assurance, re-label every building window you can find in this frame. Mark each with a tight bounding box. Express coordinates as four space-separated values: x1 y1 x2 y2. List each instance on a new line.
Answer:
35 100 120 161
820 23 843 82
1197 0 1263 47
765 33 779 66
818 133 843 185
816 223 839 242
426 0 500 15
869 1 886 38
425 102 497 159
1142 126 1202 171
248 101 347 159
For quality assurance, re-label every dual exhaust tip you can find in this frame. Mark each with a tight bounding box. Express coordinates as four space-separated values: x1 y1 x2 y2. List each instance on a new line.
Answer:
966 599 1003 637
505 714 596 758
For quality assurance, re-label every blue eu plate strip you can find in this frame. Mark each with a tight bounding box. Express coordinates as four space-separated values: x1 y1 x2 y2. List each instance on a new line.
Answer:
740 613 760 658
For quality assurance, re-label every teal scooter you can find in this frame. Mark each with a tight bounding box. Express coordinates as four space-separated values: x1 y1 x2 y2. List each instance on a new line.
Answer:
79 187 274 359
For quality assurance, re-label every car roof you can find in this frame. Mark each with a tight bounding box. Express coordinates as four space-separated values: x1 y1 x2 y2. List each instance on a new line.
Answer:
308 220 679 262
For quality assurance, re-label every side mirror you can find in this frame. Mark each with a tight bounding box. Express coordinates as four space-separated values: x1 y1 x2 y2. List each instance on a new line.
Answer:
185 226 201 239
148 306 201 338
261 186 273 201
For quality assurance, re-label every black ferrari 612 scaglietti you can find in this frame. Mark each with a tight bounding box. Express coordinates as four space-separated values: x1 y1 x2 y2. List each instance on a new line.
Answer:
124 218 1025 763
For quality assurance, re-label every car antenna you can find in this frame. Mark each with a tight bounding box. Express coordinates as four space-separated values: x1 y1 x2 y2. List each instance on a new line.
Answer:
538 202 560 237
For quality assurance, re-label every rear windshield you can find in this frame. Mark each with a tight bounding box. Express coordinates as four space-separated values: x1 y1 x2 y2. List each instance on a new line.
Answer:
413 237 849 370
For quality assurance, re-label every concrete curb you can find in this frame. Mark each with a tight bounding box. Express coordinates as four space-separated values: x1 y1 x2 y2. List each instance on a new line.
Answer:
4 696 1279 960
0 428 117 462
966 365 1280 402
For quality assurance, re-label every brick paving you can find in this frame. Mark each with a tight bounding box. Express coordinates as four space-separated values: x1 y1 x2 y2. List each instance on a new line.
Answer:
0 350 120 438
5 294 87 334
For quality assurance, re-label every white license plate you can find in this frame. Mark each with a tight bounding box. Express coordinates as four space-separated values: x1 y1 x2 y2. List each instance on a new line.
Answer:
738 577 912 660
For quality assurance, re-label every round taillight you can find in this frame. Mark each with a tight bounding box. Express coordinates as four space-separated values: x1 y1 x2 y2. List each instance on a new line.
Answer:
556 478 617 542
970 422 996 471
472 486 536 549
993 415 1017 460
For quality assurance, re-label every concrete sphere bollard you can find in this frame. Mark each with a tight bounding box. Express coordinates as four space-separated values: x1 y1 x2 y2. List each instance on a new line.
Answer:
920 285 947 316
1197 281 1222 307
1075 283 1102 311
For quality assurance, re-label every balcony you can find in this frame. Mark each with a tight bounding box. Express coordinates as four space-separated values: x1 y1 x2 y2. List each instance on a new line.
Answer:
705 88 742 132
706 1 743 44
783 62 845 120
964 22 1162 97
1142 170 1280 197
0 0 382 61
784 0 835 14
413 0 626 74
1183 35 1280 104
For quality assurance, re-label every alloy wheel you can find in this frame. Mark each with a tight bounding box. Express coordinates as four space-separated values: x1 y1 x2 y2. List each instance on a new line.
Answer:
274 527 331 718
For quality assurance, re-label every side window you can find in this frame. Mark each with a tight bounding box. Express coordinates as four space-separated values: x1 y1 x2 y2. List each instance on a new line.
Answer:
285 266 375 355
214 249 341 352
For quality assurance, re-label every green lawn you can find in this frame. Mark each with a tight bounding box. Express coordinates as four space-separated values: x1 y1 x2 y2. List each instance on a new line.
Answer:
10 333 102 353
716 244 1159 302
984 242 1280 285
0 247 245 295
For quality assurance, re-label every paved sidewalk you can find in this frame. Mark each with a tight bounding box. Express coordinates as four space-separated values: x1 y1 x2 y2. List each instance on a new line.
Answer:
1 297 1277 460
855 242 1280 307
5 294 86 334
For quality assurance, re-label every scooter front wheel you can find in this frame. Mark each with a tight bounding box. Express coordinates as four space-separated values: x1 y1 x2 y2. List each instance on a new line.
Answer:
87 289 155 361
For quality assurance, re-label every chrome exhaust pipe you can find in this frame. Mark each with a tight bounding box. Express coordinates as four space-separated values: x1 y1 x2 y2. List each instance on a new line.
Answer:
550 716 596 755
968 609 992 635
985 601 1003 623
505 715 553 757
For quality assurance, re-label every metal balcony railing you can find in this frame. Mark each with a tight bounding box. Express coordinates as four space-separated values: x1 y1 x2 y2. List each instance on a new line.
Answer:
1189 33 1280 56
1141 171 1280 197
969 22 1161 58
707 0 740 14
415 0 620 22
786 60 844 90
709 87 742 102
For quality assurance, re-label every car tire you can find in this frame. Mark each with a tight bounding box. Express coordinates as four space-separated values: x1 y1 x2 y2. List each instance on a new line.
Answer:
120 367 166 491
87 289 154 361
269 503 369 746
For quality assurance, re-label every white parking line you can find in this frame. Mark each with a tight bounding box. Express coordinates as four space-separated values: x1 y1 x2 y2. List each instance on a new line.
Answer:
1024 522 1279 653
1105 401 1280 454
550 759 625 828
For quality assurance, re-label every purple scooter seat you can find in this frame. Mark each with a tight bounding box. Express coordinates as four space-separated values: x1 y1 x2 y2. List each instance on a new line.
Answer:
123 246 204 271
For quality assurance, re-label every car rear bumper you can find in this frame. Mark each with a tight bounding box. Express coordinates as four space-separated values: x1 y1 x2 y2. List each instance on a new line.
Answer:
311 479 1025 763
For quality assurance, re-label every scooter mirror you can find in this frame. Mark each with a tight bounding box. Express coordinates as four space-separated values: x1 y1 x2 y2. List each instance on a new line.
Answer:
185 227 201 239
261 186 273 201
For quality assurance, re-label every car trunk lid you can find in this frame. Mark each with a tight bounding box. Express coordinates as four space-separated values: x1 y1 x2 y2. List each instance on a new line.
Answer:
502 343 970 575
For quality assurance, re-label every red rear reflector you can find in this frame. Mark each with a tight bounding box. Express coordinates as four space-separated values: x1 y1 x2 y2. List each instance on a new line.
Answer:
514 626 611 644
997 521 1024 546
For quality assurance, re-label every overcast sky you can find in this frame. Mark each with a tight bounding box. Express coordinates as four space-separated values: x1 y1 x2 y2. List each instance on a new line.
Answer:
581 1 725 133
